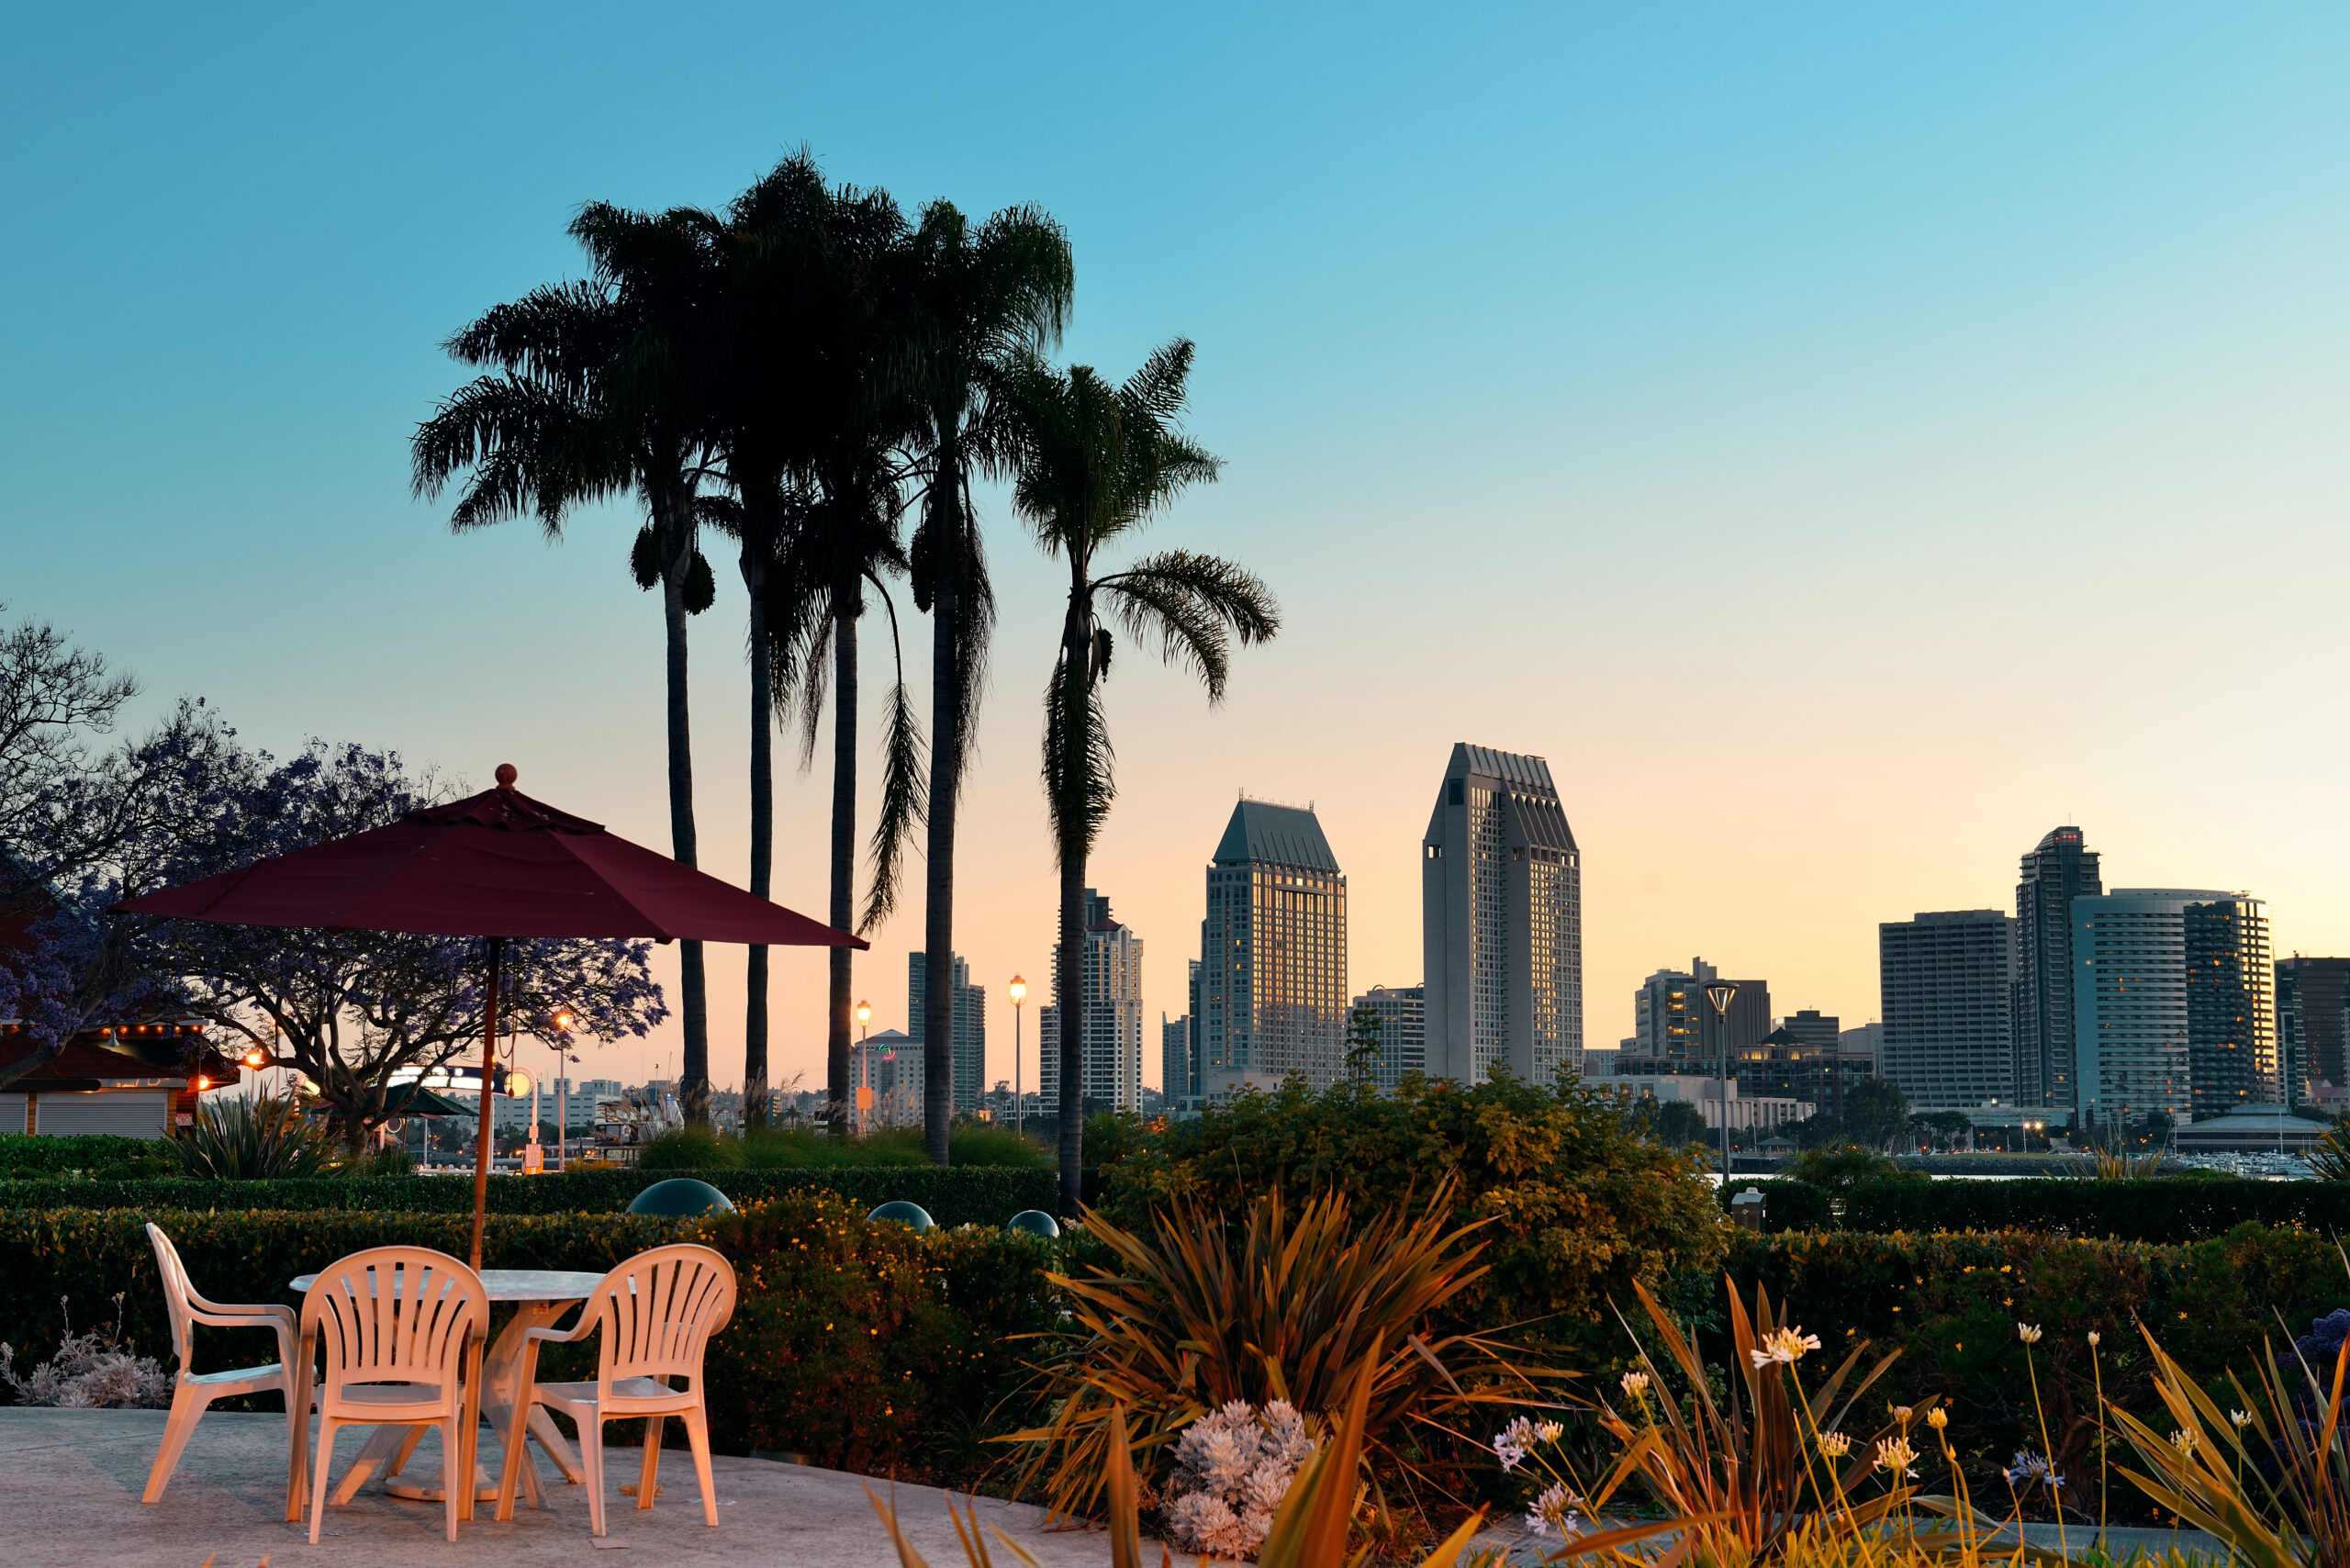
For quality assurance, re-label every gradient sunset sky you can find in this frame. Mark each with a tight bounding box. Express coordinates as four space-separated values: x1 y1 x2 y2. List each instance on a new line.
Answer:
9 4 2348 1092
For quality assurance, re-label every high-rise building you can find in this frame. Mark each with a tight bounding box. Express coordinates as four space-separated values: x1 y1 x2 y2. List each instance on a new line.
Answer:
1348 983 1427 1092
1421 745 1582 1085
909 951 988 1114
866 1028 923 1126
1196 800 1348 1093
1161 1013 1189 1103
2277 957 2350 1102
1037 890 1145 1112
1185 958 1203 1098
1630 959 1766 1067
2072 890 2231 1127
1879 910 2015 1108
2185 896 2276 1115
2014 825 2103 1108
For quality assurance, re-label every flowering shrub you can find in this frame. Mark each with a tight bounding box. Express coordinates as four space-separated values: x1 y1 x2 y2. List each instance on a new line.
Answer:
1158 1400 1316 1559
0 1294 169 1408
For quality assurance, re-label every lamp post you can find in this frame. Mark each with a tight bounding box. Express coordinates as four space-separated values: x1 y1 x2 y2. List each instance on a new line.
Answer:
1009 976 1028 1140
856 999 872 1137
1705 980 1739 1184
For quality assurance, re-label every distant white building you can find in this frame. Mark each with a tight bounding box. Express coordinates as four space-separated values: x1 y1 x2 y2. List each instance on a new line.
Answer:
1348 983 1426 1092
1039 890 1145 1112
1587 1073 1812 1130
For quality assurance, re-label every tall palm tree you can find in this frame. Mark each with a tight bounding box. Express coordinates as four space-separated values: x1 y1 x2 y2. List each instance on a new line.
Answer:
901 199 1073 1162
411 202 727 1123
1011 340 1279 1213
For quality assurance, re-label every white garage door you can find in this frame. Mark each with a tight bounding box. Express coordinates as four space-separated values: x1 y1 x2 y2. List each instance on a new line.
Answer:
0 1095 24 1134
38 1092 169 1138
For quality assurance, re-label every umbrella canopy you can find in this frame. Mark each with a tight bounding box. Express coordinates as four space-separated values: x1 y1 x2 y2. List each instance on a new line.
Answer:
116 767 862 948
115 766 859 1266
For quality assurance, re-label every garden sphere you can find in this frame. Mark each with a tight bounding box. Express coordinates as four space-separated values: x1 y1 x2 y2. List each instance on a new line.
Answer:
1006 1209 1060 1238
627 1178 735 1217
867 1200 934 1232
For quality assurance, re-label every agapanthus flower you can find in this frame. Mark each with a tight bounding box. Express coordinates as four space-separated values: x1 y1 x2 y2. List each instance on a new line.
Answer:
1620 1371 1651 1401
1750 1327 1823 1369
1817 1430 1852 1459
1528 1483 1583 1538
2231 1410 2253 1429
2016 1323 2043 1345
1875 1436 1919 1474
1494 1416 1538 1473
1536 1420 1564 1444
2004 1450 2064 1490
1926 1408 1949 1431
2169 1428 2198 1456
2087 1330 2102 1347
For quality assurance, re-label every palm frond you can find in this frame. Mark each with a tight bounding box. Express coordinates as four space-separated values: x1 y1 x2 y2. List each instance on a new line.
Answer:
1041 655 1113 870
859 580 928 935
1095 551 1280 704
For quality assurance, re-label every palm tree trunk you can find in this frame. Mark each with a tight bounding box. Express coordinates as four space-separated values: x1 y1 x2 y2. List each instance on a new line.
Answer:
827 567 860 1139
1055 605 1091 1215
920 460 961 1166
661 519 710 1126
743 534 772 1134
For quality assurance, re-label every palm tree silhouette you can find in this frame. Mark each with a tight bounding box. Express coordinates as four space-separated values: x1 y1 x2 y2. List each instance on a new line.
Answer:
1011 340 1278 1212
411 201 727 1122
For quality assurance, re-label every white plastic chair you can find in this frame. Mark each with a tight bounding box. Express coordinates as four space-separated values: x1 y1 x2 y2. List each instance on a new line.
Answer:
140 1224 304 1514
298 1247 488 1544
493 1243 736 1537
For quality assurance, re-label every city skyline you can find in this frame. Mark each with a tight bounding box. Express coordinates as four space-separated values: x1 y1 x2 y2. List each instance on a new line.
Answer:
12 8 2350 1099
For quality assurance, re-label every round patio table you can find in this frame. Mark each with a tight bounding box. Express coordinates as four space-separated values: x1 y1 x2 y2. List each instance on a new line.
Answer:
290 1268 606 1506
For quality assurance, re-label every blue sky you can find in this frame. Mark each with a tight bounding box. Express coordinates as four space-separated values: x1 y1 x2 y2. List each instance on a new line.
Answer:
8 4 2347 1090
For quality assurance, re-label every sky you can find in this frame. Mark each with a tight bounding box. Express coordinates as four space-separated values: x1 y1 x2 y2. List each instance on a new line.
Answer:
7 4 2349 1095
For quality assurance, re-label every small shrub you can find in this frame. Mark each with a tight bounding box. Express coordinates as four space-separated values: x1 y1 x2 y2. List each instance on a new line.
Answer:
0 1134 175 1181
0 1294 171 1409
637 1126 746 1170
175 1094 338 1180
1160 1400 1316 1560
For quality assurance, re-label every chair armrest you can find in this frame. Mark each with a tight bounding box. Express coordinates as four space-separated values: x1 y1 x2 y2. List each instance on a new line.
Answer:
187 1302 295 1332
522 1320 594 1348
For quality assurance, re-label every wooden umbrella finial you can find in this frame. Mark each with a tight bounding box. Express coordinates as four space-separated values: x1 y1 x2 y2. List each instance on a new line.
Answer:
495 763 518 789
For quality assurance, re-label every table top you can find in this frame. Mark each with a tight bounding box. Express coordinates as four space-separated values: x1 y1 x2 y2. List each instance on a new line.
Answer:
288 1268 606 1302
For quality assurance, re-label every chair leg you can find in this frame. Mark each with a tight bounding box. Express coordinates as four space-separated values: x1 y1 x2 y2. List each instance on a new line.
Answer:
387 1424 427 1480
442 1416 463 1543
684 1403 718 1528
635 1416 663 1510
308 1417 339 1546
285 1365 313 1522
580 1416 607 1539
494 1393 532 1523
140 1383 207 1505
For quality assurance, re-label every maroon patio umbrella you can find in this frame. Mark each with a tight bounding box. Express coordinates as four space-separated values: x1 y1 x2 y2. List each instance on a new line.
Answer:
116 765 862 1264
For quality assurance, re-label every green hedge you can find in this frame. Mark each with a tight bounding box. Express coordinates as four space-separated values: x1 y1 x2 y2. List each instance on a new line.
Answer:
0 1165 1058 1227
0 1195 1066 1481
0 1133 175 1182
1726 1224 2350 1522
1719 1175 2350 1243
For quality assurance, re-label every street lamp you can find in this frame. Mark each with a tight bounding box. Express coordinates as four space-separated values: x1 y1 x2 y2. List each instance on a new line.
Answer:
1704 981 1739 1183
1008 976 1027 1140
856 999 872 1137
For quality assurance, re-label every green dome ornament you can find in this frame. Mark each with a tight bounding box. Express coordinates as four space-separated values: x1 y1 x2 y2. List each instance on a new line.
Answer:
867 1200 935 1232
627 1178 735 1217
1006 1210 1060 1238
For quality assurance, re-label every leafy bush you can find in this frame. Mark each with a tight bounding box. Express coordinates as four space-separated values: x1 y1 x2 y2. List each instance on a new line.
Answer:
642 1122 1055 1170
1785 1143 1918 1194
1100 1073 1724 1360
0 1134 175 1182
0 1196 1063 1479
1727 1176 2350 1242
637 1125 746 1170
1729 1222 2350 1521
175 1094 341 1180
0 1164 1058 1226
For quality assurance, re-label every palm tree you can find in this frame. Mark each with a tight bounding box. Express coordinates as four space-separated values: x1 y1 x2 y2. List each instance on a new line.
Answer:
901 198 1073 1162
411 202 727 1123
1011 341 1279 1212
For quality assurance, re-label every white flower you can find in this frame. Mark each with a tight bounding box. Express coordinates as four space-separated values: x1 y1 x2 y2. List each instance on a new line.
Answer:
1875 1436 1918 1473
1536 1420 1564 1444
2230 1410 2252 1429
1494 1416 1539 1473
2087 1330 2102 1347
2016 1323 2043 1345
2169 1428 2198 1456
1750 1327 1824 1368
1527 1483 1583 1539
1619 1371 1651 1401
1817 1430 1852 1459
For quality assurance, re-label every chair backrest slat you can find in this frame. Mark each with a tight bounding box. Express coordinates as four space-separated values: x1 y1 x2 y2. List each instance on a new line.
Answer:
584 1245 735 1398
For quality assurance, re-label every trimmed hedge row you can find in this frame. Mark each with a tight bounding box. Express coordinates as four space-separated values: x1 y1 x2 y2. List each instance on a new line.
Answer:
0 1133 175 1181
0 1165 1059 1228
1726 1224 2350 1520
1718 1175 2350 1242
0 1195 1068 1480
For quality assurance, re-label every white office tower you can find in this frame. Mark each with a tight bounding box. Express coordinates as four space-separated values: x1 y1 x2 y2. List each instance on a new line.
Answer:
2070 889 2238 1128
909 951 988 1113
1349 983 1427 1092
1420 744 1583 1086
1198 799 1350 1094
1036 889 1145 1112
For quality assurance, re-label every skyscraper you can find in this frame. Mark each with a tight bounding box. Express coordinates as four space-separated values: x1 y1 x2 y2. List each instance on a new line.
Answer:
1348 983 1427 1092
2277 956 2350 1101
1420 745 1583 1085
908 951 987 1114
2072 890 2231 1127
2014 826 2103 1108
1197 799 1349 1094
1632 963 1711 1060
1036 890 1145 1112
2184 896 2276 1115
1878 910 2015 1108
1160 1012 1189 1103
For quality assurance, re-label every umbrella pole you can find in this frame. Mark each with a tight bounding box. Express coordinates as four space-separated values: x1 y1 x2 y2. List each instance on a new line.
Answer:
470 935 504 1271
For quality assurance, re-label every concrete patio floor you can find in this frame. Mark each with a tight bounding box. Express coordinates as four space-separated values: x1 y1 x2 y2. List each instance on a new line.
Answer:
0 1407 1127 1567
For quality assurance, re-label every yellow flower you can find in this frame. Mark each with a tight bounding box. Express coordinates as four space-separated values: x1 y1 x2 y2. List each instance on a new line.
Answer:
1875 1435 1919 1473
1751 1327 1824 1368
1620 1370 1651 1401
1927 1408 1949 1430
1818 1430 1853 1459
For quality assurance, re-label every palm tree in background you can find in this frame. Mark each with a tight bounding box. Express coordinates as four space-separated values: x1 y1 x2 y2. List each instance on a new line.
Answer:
1012 340 1278 1213
411 201 728 1123
901 198 1073 1162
